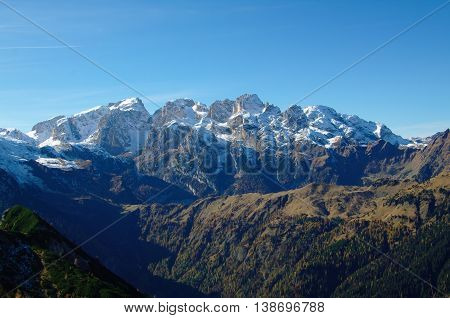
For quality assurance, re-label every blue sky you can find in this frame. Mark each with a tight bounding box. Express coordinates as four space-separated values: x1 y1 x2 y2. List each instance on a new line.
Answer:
0 0 449 137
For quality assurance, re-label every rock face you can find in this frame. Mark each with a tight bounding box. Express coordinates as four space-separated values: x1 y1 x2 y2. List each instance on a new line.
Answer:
0 94 448 298
25 93 411 152
282 105 308 131
152 99 198 127
208 99 234 122
233 93 264 115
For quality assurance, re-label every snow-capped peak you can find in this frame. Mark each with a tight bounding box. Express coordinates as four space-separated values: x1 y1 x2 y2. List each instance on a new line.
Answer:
303 105 339 119
0 94 431 193
27 97 151 153
0 128 36 145
14 94 419 158
146 94 413 147
281 105 308 131
152 98 201 127
109 97 146 112
233 93 264 115
74 105 106 117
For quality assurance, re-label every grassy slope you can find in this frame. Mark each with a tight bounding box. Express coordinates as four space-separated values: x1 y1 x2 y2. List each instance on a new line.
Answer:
138 173 449 297
0 206 141 298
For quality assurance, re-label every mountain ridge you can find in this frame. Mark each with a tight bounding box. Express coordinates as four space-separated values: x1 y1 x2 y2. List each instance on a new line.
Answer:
5 93 423 151
0 95 446 196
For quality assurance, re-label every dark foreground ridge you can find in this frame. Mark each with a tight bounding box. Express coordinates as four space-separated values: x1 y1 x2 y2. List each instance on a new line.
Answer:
0 205 141 297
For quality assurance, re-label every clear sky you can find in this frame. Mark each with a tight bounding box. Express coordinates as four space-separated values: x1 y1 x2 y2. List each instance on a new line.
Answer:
0 0 449 137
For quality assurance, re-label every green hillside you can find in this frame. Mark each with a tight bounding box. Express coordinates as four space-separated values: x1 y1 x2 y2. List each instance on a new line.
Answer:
137 174 449 297
0 206 141 298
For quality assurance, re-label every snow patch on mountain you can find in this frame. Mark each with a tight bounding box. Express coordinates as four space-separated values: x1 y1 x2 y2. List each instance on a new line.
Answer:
35 157 81 171
39 137 63 148
109 97 146 112
0 135 41 185
0 130 91 185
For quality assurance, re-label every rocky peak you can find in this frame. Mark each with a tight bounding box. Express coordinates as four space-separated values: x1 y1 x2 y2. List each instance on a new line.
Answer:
152 98 198 127
373 123 409 145
262 103 281 115
258 104 281 127
109 97 146 113
13 94 423 161
28 116 65 144
303 105 339 120
0 128 36 145
282 105 308 130
233 94 264 115
193 102 208 113
192 102 209 122
208 99 234 123
410 129 449 181
26 98 151 152
165 98 196 109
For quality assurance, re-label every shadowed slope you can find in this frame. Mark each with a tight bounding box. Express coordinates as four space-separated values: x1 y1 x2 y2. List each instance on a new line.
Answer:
0 206 141 297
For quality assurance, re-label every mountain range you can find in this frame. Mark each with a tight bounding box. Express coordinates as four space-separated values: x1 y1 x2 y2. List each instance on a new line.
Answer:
0 94 435 195
0 94 448 297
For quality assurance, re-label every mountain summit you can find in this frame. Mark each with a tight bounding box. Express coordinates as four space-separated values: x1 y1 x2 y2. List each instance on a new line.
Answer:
27 97 150 153
20 93 414 151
